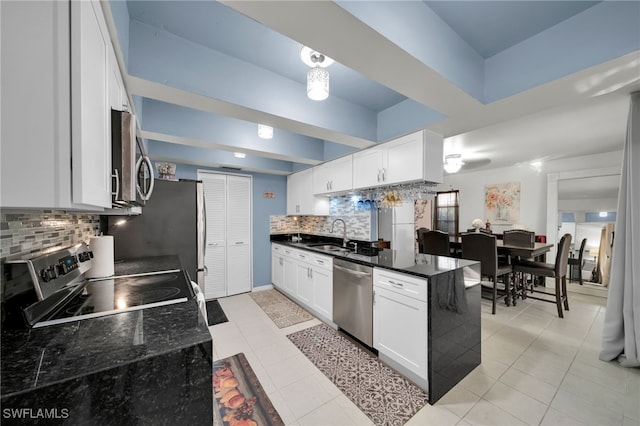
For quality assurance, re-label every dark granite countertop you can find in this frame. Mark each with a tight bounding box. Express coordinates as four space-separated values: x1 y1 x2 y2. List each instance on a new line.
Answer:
271 234 479 280
1 255 212 399
1 299 210 397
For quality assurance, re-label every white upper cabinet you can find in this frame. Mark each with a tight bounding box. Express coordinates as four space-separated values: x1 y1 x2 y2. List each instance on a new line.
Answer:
0 0 115 210
353 130 443 190
352 147 385 189
313 155 353 195
71 0 112 208
287 169 329 215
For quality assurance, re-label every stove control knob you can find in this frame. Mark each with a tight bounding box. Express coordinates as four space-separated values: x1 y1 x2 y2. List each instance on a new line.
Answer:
56 262 69 276
40 266 57 282
78 252 91 262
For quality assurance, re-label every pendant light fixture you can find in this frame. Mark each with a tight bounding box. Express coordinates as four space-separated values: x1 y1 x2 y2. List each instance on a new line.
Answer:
258 124 273 139
300 46 333 101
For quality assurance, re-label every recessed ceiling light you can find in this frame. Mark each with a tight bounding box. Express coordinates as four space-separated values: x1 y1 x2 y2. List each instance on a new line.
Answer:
258 124 273 139
234 152 246 158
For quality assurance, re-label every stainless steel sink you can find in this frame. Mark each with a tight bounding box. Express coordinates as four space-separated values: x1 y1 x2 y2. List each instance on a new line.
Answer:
308 244 351 254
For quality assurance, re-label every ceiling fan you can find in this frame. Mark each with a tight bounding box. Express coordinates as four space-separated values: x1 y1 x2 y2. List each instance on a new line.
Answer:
443 154 491 174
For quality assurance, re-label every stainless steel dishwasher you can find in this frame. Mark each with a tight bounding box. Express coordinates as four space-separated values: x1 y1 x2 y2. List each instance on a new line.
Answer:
333 258 373 347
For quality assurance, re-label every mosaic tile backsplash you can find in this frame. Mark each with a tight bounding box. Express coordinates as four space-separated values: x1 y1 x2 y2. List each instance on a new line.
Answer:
270 195 375 241
0 210 100 262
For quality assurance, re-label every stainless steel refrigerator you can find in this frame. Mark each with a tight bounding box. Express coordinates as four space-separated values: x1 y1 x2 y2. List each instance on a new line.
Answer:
105 179 205 287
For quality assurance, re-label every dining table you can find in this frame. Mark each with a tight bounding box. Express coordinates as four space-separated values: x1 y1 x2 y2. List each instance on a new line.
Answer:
448 237 555 305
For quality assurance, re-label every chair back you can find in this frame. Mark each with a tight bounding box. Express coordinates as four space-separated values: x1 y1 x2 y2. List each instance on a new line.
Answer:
503 229 535 248
420 230 450 256
577 238 587 264
555 233 572 277
416 228 429 253
461 232 498 277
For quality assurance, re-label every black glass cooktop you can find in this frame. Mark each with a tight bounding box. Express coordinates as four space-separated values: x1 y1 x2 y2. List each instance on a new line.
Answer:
37 270 193 327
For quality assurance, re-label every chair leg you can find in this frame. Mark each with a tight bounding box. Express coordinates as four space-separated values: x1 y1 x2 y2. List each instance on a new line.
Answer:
562 275 570 311
492 276 497 315
554 277 564 318
509 273 517 306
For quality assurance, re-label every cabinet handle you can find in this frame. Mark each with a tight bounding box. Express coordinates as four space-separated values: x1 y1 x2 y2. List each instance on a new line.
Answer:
279 258 283 266
389 280 403 287
317 260 324 265
377 169 381 182
382 168 386 181
310 268 313 279
111 168 120 200
327 182 330 191
235 241 244 245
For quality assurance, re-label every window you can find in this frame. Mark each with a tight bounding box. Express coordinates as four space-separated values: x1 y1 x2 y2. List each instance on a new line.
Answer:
435 190 459 236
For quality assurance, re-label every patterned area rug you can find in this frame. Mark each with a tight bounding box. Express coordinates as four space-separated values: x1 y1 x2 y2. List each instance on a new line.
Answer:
250 289 314 328
287 324 429 426
213 353 284 426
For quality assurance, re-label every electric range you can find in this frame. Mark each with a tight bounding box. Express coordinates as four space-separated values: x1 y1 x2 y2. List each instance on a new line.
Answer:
1 243 194 330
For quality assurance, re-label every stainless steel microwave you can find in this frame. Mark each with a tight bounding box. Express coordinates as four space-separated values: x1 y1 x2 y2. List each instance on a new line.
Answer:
111 109 154 207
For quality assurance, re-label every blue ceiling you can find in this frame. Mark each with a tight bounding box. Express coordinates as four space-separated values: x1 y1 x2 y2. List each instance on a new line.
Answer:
424 1 601 58
108 0 638 175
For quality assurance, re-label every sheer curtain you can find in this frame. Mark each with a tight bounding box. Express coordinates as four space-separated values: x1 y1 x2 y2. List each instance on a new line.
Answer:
599 92 640 367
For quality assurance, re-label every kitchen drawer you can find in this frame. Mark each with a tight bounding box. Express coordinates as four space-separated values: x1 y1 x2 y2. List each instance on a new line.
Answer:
373 268 427 302
310 253 332 271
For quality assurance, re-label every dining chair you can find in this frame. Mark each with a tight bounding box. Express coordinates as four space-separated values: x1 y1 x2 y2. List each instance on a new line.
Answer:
503 229 535 248
461 232 513 314
420 230 450 256
568 238 587 285
416 228 429 253
513 233 572 318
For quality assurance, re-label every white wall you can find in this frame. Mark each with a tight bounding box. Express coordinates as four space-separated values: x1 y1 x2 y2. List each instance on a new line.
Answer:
436 150 623 237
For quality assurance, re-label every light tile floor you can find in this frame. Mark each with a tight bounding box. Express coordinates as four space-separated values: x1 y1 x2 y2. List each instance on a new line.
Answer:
209 288 640 426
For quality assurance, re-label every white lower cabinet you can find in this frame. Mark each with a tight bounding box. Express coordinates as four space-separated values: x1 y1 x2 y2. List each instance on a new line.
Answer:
282 253 297 296
311 256 333 320
271 246 284 289
373 268 428 379
271 244 333 322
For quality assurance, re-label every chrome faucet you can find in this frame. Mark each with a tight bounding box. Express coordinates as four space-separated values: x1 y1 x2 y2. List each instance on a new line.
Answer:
331 218 349 247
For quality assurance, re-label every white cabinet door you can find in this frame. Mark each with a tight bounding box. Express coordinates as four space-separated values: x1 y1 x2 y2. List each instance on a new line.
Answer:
314 156 353 195
296 262 313 305
108 47 126 111
286 172 301 215
71 0 111 208
287 169 329 215
373 286 428 378
272 245 284 289
283 256 297 296
384 131 424 185
312 266 332 320
353 147 384 189
330 155 354 193
312 163 331 195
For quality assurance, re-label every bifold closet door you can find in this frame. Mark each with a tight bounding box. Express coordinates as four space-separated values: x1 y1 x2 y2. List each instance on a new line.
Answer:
200 172 252 298
202 173 227 299
226 175 252 296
